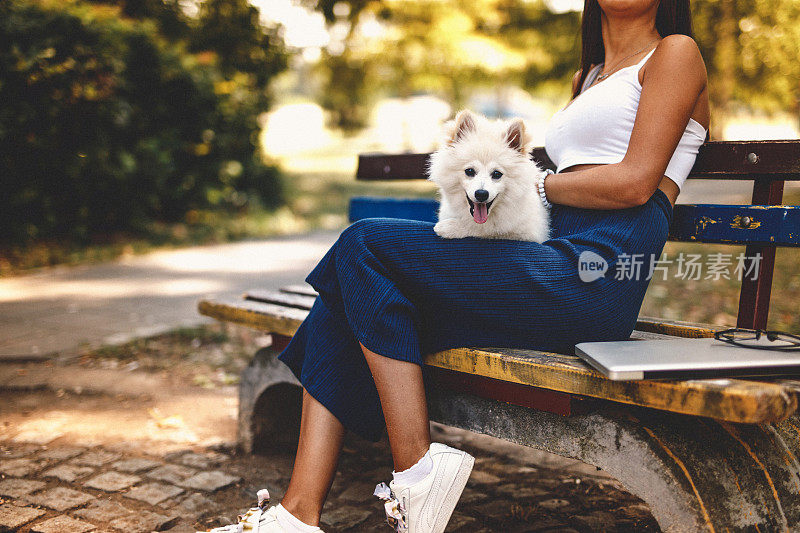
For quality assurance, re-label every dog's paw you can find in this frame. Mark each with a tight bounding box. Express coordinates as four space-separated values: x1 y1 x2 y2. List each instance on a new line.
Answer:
433 219 465 239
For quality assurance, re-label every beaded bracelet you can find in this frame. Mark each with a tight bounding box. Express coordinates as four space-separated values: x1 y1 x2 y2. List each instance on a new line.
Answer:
538 169 554 209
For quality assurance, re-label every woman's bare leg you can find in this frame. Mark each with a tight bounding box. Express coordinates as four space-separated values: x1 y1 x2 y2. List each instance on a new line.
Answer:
280 388 345 526
361 342 432 471
280 344 429 524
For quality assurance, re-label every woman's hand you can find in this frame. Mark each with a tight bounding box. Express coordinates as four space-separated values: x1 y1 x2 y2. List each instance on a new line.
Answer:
545 35 708 209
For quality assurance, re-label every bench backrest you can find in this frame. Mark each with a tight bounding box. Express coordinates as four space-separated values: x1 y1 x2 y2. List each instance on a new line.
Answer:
353 140 800 330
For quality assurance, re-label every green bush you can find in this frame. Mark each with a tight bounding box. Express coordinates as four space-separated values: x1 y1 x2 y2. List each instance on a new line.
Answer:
0 0 286 245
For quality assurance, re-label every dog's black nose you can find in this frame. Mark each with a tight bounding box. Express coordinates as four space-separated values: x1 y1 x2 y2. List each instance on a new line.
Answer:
474 189 489 202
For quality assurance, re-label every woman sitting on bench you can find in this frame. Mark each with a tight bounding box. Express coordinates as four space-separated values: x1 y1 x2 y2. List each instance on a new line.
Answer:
205 0 710 532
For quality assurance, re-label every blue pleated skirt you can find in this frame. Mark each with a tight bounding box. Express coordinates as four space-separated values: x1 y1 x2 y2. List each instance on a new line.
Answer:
279 189 673 441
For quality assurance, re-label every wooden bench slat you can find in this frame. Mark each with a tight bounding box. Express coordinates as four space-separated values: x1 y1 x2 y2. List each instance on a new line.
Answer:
629 330 696 340
250 288 726 340
279 284 318 298
246 289 316 310
425 346 797 424
684 140 800 177
238 287 729 339
357 141 800 181
198 299 305 338
634 317 723 338
197 297 798 424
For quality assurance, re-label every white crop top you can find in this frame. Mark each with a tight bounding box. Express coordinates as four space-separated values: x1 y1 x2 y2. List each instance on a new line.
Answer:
543 48 707 191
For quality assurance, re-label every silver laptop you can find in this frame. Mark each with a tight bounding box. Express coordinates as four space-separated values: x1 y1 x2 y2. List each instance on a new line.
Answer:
575 337 800 380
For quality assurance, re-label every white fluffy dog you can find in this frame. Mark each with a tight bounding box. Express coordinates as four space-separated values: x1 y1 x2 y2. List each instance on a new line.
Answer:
428 110 551 242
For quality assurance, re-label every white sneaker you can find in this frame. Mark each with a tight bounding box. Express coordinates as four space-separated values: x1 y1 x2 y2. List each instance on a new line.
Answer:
199 489 324 533
374 443 475 533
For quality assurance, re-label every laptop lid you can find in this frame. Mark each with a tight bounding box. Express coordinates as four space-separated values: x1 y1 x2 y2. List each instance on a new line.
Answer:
574 337 800 380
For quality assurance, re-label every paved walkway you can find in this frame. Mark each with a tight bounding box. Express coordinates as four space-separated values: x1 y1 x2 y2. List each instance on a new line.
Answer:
0 231 339 361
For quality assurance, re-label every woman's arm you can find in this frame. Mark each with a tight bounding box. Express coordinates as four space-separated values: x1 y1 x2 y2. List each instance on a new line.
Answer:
544 35 708 209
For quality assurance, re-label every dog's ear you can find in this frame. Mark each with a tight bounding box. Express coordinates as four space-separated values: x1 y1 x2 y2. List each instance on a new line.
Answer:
505 119 529 153
447 110 476 145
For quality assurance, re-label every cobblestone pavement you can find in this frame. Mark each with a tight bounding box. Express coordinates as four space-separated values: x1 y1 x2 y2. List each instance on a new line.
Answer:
0 325 660 532
0 430 659 532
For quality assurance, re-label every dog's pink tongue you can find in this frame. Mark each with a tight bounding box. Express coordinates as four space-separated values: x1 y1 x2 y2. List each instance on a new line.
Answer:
473 202 488 224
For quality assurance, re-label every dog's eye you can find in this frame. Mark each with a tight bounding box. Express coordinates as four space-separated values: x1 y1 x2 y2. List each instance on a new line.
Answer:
464 168 476 177
491 170 503 180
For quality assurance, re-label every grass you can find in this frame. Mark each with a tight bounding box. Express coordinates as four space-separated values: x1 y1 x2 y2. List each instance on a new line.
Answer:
640 241 800 332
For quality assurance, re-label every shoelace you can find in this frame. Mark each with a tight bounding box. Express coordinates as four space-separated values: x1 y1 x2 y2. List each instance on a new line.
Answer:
374 482 407 532
205 489 271 533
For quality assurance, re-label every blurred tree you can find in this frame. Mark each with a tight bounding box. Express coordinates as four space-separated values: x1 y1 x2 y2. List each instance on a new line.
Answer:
84 0 191 39
306 0 799 136
314 51 376 133
692 0 800 135
306 0 580 132
0 0 287 246
191 0 287 87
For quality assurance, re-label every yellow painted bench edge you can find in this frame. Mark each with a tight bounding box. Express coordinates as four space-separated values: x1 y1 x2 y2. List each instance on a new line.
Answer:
198 299 798 424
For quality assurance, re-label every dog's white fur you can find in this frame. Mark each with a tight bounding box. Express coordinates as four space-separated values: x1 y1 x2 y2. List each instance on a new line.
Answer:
428 110 551 242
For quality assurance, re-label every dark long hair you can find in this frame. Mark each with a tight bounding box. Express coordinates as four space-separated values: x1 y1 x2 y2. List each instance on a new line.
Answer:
573 0 693 98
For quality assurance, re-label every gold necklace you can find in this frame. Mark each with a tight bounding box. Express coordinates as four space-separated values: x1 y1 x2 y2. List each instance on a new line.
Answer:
596 38 660 82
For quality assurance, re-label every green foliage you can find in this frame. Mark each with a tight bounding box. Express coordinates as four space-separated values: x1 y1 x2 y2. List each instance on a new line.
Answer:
84 0 191 39
192 0 286 87
309 0 799 134
0 0 287 246
306 0 582 131
308 0 581 131
315 51 375 133
692 0 800 123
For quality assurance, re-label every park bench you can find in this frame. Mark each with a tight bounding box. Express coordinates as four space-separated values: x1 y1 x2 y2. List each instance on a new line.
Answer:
199 139 800 532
